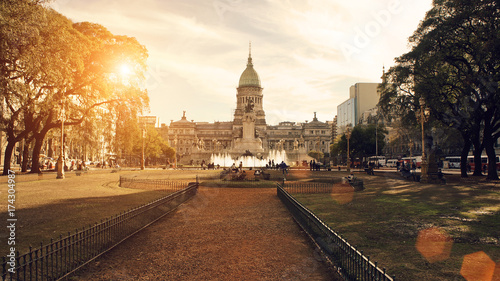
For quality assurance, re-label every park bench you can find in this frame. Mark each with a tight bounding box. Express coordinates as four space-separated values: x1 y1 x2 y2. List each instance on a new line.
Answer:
344 175 364 191
254 169 271 180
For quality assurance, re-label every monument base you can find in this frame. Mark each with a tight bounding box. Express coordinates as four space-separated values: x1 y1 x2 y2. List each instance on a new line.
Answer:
231 138 265 154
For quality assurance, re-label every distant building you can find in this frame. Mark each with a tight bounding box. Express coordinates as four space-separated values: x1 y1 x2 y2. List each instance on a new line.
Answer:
160 47 332 165
337 83 380 134
331 115 338 142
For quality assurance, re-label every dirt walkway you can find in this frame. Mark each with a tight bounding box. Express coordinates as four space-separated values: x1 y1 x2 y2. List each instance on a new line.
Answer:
74 187 338 280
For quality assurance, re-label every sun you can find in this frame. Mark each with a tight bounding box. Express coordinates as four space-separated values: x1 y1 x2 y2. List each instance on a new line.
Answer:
120 64 132 76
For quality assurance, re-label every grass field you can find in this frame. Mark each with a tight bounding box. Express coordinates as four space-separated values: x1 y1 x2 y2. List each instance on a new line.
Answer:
292 173 500 280
0 169 217 257
3 167 499 280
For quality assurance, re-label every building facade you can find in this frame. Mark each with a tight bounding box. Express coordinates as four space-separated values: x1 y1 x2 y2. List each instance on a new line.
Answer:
337 82 380 134
161 49 332 165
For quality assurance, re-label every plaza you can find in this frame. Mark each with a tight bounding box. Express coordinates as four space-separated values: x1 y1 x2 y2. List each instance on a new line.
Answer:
2 1 500 280
1 168 498 280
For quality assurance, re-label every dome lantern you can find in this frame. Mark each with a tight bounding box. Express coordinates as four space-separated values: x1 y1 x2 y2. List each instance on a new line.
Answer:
238 42 261 88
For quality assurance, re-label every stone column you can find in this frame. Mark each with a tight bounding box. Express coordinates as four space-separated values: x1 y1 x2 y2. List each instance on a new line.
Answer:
242 113 256 140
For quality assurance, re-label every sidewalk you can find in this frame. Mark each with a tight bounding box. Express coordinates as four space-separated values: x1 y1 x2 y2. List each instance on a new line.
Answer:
74 187 339 280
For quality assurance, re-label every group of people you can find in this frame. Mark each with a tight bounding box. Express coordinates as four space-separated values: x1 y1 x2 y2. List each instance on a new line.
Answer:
309 160 322 171
396 161 416 172
230 160 288 174
200 160 219 170
265 159 288 171
230 162 243 173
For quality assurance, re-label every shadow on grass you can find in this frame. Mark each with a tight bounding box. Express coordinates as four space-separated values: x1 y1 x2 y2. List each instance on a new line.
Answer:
292 172 500 281
0 190 172 257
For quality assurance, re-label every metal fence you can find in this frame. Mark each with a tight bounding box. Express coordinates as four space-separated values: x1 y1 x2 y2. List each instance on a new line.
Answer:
283 179 364 194
277 184 394 281
283 181 342 194
2 182 198 281
119 176 190 191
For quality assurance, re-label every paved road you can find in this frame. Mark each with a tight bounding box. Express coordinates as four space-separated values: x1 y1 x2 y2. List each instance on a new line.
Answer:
74 187 338 280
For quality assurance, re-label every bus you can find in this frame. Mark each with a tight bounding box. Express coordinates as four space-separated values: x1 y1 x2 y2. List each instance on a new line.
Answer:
444 156 461 169
445 155 500 171
467 155 500 171
401 156 422 168
368 156 386 167
386 159 399 167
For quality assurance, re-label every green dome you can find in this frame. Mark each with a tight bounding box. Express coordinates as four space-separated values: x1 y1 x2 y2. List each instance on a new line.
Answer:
238 55 261 88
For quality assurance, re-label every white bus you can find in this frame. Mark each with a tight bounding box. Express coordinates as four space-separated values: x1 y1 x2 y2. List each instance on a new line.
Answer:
386 159 399 167
445 156 461 169
368 156 386 166
402 156 422 168
443 155 500 170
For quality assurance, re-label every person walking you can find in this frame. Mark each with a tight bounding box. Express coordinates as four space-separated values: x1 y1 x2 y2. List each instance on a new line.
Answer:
280 161 288 175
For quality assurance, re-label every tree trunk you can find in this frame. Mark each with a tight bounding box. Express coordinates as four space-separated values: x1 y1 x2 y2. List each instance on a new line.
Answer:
471 138 483 176
2 141 16 175
21 139 31 172
484 137 499 180
460 138 471 178
30 132 48 174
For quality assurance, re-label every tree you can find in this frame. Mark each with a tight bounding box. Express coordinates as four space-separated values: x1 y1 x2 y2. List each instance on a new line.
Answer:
330 134 347 160
131 125 173 166
27 20 149 174
330 124 387 164
113 104 142 160
1 0 49 174
307 151 324 161
0 2 149 174
379 0 500 179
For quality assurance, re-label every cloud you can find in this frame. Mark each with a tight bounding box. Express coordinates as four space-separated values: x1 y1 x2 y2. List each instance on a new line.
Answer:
51 0 433 125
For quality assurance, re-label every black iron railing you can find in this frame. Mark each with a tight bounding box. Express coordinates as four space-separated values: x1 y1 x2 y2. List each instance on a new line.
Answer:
277 183 394 281
2 182 198 281
119 176 190 191
283 181 340 193
282 179 364 194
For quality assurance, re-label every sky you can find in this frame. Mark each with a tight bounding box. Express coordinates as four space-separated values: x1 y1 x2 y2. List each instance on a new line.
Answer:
50 0 433 126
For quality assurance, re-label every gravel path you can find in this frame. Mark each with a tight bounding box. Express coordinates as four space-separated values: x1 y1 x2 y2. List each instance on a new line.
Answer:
74 187 338 280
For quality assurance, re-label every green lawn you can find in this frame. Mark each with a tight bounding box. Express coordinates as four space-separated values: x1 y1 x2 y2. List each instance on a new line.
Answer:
292 173 500 281
0 169 210 256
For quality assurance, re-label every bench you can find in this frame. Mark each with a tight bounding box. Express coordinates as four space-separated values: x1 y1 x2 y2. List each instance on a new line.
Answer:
344 175 364 191
254 170 271 180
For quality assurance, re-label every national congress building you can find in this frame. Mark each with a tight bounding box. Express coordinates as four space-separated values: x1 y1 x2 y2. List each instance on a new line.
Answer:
160 47 333 165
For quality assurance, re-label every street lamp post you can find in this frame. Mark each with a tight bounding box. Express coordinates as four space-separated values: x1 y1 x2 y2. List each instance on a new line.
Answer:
56 99 65 179
346 124 352 174
409 139 414 171
418 97 430 183
174 134 178 169
141 125 145 170
375 123 378 159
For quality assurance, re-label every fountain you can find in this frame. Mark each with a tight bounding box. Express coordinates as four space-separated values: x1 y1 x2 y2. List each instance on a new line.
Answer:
210 150 288 168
